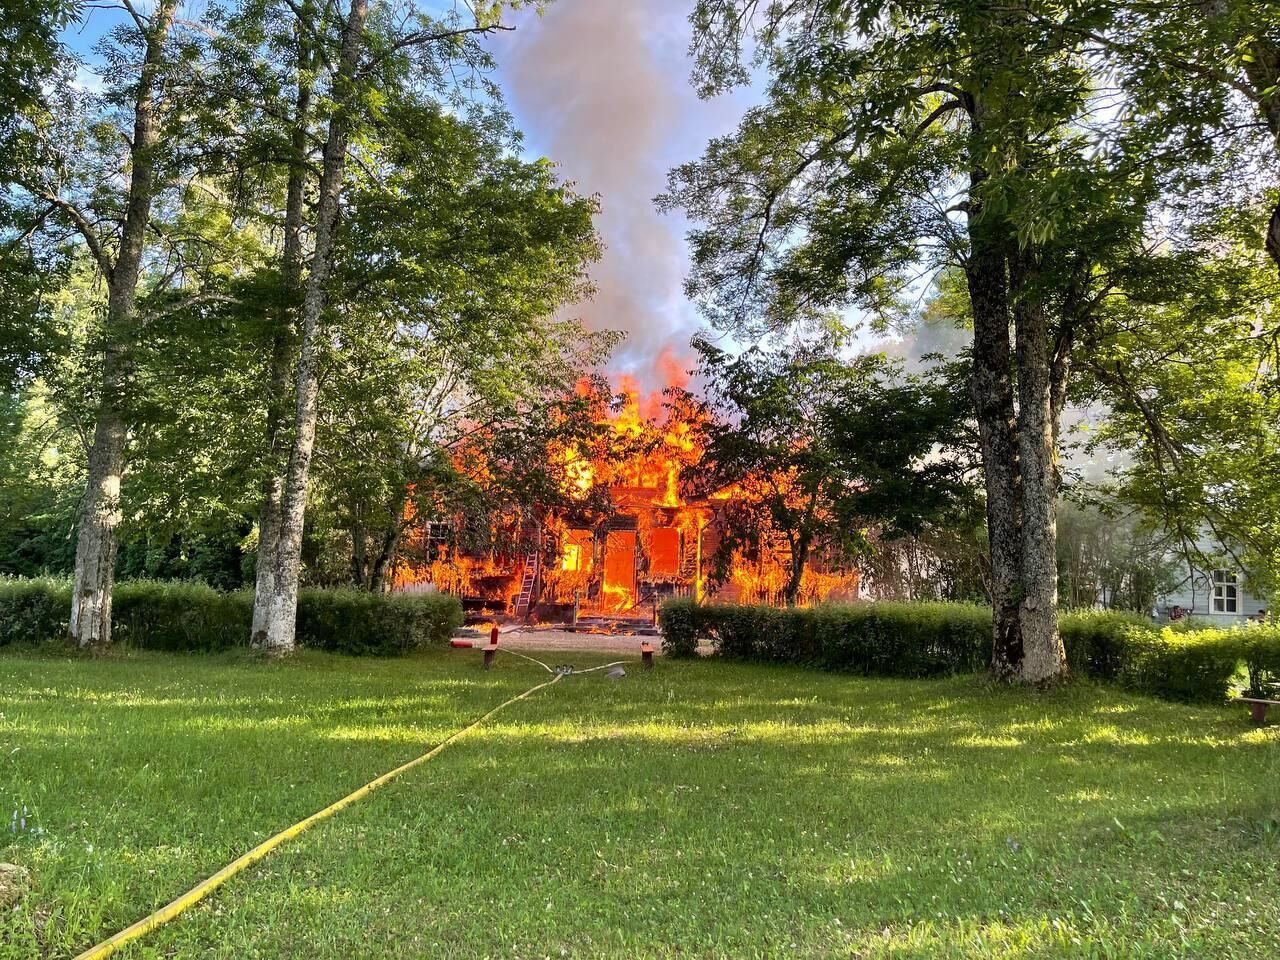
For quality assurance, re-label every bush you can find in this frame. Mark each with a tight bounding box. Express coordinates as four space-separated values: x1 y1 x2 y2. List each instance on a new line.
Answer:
114 581 253 651
660 598 1254 703
0 578 462 655
1058 610 1156 680
0 577 72 646
296 588 462 656
660 598 991 677
658 597 701 658
1231 626 1280 699
1117 626 1243 703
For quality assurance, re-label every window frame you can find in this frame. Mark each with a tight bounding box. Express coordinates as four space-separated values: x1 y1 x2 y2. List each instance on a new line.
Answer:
1212 569 1239 614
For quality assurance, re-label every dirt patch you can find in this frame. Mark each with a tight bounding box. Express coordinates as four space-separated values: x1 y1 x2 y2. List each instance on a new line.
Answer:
491 628 712 657
0 862 29 909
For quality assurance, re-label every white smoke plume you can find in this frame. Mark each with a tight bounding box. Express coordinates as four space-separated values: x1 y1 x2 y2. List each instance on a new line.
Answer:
498 0 745 387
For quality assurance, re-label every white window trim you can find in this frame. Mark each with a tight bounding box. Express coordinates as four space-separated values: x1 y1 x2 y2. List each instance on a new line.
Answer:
1212 569 1239 614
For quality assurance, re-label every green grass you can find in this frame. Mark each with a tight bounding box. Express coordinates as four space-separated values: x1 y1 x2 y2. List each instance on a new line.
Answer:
1 647 1278 959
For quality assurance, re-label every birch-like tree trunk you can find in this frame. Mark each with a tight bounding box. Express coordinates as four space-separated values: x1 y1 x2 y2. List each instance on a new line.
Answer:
251 41 313 643
69 0 178 647
252 0 370 653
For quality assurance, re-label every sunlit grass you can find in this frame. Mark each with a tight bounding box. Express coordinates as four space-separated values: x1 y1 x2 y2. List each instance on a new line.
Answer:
1 647 1278 958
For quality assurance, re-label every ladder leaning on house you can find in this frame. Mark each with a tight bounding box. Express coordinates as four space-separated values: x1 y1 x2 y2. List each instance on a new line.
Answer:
513 550 539 619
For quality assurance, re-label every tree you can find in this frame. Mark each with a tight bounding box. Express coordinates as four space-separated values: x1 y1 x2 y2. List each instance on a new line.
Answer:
664 0 1181 681
1078 219 1280 594
311 97 606 591
680 338 973 606
1022 1 1280 272
2 0 207 645
219 0 553 652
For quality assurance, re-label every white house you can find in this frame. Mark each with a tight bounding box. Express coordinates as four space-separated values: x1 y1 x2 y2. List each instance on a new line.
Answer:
1157 545 1269 626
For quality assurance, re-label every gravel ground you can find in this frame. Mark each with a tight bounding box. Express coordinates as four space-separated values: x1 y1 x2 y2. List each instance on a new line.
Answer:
455 626 711 656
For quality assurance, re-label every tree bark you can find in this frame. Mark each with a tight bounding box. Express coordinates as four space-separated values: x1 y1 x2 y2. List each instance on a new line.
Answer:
69 0 178 648
964 170 1024 679
784 531 811 607
1009 252 1067 682
252 0 370 653
252 22 314 643
368 523 404 593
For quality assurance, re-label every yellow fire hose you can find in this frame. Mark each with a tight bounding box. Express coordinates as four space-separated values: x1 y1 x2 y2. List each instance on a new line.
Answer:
74 670 565 960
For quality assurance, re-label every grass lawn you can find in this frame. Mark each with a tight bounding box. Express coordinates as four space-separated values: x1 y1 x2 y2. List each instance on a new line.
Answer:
1 647 1278 959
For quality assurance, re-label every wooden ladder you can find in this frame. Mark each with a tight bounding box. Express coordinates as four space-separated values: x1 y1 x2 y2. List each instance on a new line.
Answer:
514 550 538 618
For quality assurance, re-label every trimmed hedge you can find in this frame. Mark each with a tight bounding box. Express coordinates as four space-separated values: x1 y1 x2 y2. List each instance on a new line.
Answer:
660 598 989 676
1239 625 1280 699
1116 626 1244 704
0 578 462 655
659 597 1280 705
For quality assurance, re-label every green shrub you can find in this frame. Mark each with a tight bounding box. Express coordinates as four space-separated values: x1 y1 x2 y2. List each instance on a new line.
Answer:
1117 626 1243 703
660 599 991 677
1058 610 1156 680
1232 626 1280 699
660 598 1253 703
0 578 462 655
114 581 253 651
0 577 72 645
297 588 462 656
657 597 701 658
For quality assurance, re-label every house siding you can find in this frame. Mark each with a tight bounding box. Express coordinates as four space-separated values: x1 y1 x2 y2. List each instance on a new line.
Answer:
1159 567 1268 626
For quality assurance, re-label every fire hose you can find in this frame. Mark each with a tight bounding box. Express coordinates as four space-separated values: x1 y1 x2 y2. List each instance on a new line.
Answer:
72 643 641 960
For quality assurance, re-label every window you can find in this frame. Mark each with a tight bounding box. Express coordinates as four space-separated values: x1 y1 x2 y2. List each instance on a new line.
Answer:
1212 569 1239 613
561 543 582 571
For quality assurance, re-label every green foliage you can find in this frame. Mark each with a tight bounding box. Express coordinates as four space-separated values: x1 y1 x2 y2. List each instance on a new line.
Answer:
1117 626 1243 704
679 339 976 605
1240 626 1280 699
295 588 464 656
0 579 461 655
660 597 991 676
113 582 253 652
656 595 701 658
1058 609 1157 680
662 598 1251 702
0 575 70 645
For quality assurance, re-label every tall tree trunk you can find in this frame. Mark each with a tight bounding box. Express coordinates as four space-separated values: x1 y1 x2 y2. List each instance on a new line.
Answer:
366 490 408 592
69 0 177 648
1237 25 1280 271
350 503 369 587
252 0 370 653
368 524 404 593
784 532 811 607
964 171 1024 679
252 25 314 644
1010 253 1067 682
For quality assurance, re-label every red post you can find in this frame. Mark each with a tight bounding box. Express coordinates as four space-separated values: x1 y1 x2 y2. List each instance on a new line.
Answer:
490 625 500 646
641 641 654 670
1250 700 1269 725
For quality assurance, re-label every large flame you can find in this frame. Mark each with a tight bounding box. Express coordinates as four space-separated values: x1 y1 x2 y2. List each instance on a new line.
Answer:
395 349 859 613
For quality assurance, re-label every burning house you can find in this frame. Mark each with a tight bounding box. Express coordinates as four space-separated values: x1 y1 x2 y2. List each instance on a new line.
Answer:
393 375 861 621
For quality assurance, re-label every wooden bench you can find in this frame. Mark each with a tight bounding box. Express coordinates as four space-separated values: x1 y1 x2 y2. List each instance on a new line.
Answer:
1234 697 1280 725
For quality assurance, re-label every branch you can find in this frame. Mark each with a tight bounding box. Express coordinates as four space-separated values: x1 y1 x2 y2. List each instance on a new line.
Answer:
29 187 114 280
909 99 965 141
358 23 514 77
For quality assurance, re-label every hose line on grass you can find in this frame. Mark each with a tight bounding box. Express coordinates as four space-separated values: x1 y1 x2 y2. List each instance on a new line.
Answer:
73 670 566 960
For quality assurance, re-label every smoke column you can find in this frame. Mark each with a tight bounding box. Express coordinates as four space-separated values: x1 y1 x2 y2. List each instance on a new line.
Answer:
499 0 744 387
